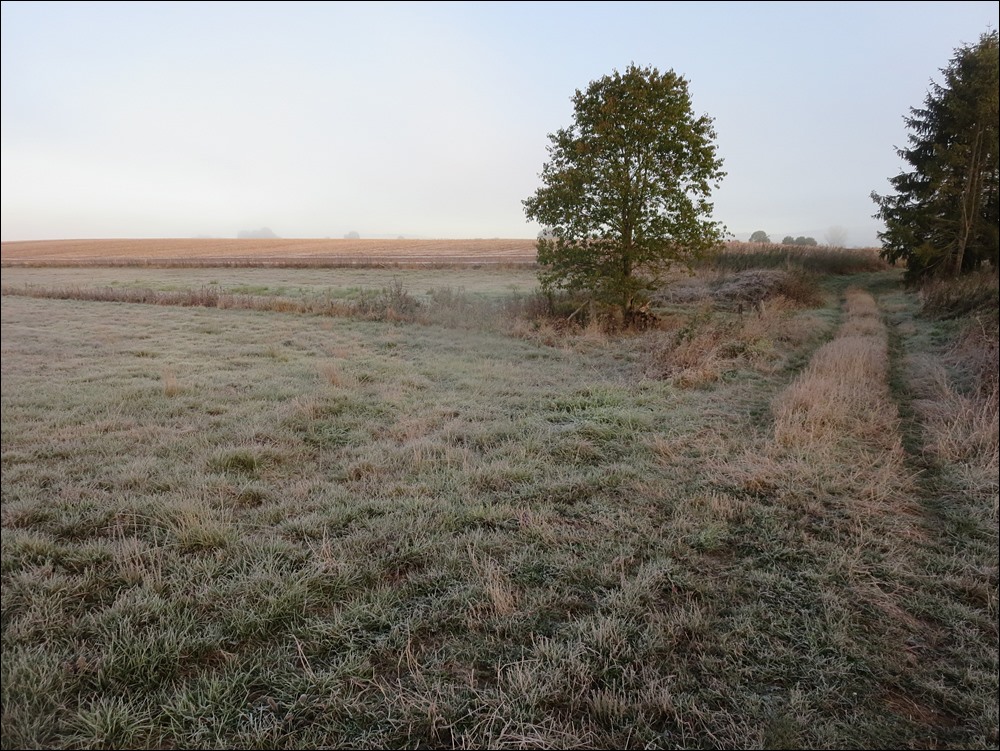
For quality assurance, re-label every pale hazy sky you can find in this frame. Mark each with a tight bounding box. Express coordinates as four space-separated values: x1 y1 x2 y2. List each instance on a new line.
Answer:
2 1 997 246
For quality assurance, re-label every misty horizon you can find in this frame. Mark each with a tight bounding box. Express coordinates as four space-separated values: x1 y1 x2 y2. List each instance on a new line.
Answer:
3 2 996 249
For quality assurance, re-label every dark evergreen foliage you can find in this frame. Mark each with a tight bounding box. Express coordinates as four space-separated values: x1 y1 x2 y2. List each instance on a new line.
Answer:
872 31 999 281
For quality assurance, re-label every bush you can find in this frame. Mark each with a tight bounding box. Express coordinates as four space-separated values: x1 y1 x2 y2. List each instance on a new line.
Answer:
353 279 422 321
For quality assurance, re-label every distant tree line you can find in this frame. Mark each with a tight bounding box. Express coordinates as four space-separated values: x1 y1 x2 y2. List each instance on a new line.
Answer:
238 227 278 239
748 230 818 246
781 235 818 247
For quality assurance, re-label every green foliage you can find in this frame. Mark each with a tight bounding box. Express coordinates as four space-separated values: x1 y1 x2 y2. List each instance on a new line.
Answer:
781 236 818 246
749 230 771 243
872 30 999 281
523 64 726 321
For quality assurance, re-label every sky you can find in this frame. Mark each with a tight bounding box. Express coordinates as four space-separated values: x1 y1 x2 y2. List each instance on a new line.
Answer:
1 1 997 246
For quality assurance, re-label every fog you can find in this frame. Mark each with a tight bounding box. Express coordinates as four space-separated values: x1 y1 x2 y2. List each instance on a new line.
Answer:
2 1 997 246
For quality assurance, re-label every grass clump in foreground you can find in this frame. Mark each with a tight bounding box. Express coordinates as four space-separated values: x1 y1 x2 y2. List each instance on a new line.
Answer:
919 268 999 321
1 265 997 749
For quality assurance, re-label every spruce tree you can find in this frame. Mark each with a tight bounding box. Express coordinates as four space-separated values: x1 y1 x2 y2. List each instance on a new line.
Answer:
872 30 999 280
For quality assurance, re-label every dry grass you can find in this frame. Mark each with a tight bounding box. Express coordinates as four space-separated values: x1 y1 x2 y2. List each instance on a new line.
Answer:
729 288 916 521
703 285 1000 748
707 242 890 274
912 365 999 471
650 288 831 387
0 276 555 335
907 315 1000 512
2 267 997 749
318 362 347 388
919 270 999 320
161 368 180 398
655 267 826 312
704 242 890 274
718 287 929 682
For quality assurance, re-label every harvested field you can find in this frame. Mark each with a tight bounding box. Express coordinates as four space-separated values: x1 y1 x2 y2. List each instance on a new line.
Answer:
0 238 539 268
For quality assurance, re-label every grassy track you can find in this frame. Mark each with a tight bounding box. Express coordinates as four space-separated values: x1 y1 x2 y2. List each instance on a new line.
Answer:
1 267 995 748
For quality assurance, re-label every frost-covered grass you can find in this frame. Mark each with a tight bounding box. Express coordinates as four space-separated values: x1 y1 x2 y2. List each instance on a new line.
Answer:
1 267 995 749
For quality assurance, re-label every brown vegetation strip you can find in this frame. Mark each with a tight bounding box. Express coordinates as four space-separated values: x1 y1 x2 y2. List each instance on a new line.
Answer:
0 238 539 267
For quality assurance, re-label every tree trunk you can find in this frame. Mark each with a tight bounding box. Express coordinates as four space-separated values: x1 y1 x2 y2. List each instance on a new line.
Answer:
953 123 986 276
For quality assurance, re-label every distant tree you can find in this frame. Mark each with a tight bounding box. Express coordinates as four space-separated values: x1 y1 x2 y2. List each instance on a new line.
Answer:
825 226 848 247
872 30 999 280
238 227 278 239
523 63 726 323
748 230 771 243
344 231 361 239
780 235 817 246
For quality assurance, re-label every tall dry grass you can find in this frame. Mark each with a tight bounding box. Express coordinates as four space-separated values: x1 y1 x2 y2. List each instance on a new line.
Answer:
919 269 999 320
911 268 998 504
908 315 1000 514
651 292 828 387
706 242 890 275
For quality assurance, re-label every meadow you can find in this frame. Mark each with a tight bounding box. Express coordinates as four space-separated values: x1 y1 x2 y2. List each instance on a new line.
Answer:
1 253 997 749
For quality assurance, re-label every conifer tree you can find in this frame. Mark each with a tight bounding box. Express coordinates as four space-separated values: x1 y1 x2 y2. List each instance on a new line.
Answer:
872 31 999 280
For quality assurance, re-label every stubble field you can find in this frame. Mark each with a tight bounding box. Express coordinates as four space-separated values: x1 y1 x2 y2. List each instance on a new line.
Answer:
0 238 539 267
1 258 996 749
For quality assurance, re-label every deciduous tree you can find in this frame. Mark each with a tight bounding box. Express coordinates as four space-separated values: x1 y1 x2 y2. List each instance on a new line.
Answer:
523 64 726 322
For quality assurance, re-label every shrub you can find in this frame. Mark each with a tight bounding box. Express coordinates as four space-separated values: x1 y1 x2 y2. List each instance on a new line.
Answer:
353 279 422 321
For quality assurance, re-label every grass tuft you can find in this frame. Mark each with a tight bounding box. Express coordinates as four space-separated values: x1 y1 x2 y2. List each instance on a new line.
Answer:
162 368 180 397
919 270 999 321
